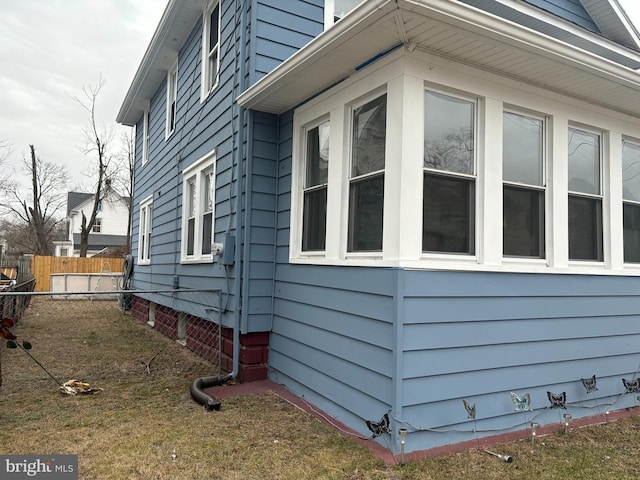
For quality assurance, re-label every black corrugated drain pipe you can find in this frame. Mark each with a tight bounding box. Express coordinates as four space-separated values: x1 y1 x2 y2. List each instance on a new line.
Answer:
190 374 231 411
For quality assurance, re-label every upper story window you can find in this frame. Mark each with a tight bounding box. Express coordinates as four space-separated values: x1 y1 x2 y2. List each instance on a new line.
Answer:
622 139 640 263
423 90 476 254
302 119 329 252
202 1 220 99
568 127 603 261
503 111 546 258
166 60 178 138
348 94 386 252
139 195 153 265
142 108 150 165
92 218 102 233
324 0 364 28
181 150 216 263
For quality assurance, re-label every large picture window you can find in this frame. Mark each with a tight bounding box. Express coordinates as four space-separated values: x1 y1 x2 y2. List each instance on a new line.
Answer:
302 120 329 251
423 90 475 254
348 94 386 252
503 112 545 257
181 151 216 262
568 127 603 261
139 195 153 264
202 1 220 98
623 140 640 263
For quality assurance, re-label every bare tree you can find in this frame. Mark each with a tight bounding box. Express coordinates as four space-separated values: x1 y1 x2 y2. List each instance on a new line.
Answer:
111 128 135 253
69 77 116 257
2 145 68 255
0 140 12 191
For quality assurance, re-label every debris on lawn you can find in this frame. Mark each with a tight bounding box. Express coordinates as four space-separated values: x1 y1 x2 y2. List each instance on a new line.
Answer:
60 379 103 395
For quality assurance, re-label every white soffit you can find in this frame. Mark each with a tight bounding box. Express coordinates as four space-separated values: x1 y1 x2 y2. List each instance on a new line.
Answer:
238 0 640 117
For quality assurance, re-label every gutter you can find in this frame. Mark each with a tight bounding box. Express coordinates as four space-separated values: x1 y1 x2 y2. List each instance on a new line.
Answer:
190 0 247 409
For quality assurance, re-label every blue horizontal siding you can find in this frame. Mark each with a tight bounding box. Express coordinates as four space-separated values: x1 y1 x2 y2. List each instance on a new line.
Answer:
250 0 323 84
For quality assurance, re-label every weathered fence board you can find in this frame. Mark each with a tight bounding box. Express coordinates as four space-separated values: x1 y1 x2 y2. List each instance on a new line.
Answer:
31 256 125 292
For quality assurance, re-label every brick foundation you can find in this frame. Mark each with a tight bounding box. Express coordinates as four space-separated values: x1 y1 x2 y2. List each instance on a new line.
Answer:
130 296 268 382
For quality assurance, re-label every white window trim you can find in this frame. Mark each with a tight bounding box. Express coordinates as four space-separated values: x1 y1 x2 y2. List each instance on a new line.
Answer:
289 48 640 276
180 149 216 264
567 123 605 264
201 0 221 102
142 107 150 165
138 195 153 265
324 0 363 29
166 59 178 139
501 107 548 260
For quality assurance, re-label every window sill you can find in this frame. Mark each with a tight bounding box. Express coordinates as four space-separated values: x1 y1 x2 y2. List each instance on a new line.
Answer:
289 254 640 276
180 256 214 265
138 260 151 266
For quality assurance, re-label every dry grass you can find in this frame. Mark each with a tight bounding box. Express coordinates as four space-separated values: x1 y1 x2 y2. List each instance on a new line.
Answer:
2 298 640 479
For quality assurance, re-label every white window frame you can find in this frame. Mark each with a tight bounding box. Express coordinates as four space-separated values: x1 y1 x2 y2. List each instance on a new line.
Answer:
201 0 221 101
180 149 216 263
166 59 178 138
422 87 478 256
289 48 640 276
142 107 150 165
92 218 102 233
621 138 640 264
138 195 153 265
567 124 604 263
502 108 547 259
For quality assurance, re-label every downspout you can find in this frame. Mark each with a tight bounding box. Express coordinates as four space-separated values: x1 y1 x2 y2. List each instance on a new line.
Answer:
190 0 247 409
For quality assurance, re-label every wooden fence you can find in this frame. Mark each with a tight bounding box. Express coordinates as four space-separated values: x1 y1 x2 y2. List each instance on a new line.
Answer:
31 256 125 292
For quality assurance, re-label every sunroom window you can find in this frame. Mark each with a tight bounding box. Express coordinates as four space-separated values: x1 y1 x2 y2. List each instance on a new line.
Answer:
568 127 603 261
348 94 386 252
622 139 640 263
423 90 475 254
302 120 329 251
503 111 545 258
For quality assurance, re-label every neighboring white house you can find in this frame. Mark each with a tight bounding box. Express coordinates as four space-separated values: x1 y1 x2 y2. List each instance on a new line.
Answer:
54 192 130 257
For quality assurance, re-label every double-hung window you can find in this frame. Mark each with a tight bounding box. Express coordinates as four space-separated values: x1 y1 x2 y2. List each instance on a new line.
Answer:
202 1 220 98
348 94 386 252
622 140 640 263
568 127 603 261
503 111 545 257
139 196 153 264
166 60 178 137
302 120 329 251
142 108 150 165
92 218 102 233
181 151 216 262
423 90 476 254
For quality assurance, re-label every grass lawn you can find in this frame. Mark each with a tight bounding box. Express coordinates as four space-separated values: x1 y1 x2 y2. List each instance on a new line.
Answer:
1 298 640 479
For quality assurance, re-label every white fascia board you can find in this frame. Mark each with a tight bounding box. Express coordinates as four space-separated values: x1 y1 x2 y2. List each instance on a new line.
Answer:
586 0 640 50
406 0 640 87
236 0 397 111
117 0 202 126
238 0 640 115
491 0 640 57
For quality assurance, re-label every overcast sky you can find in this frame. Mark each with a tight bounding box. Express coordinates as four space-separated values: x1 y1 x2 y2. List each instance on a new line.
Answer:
1 1 640 191
0 0 166 191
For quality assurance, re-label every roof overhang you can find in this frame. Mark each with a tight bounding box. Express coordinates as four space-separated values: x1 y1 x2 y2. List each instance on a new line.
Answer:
238 0 640 118
117 0 205 126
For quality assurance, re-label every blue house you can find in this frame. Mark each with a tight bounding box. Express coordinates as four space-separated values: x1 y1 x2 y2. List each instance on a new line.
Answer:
117 0 640 454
